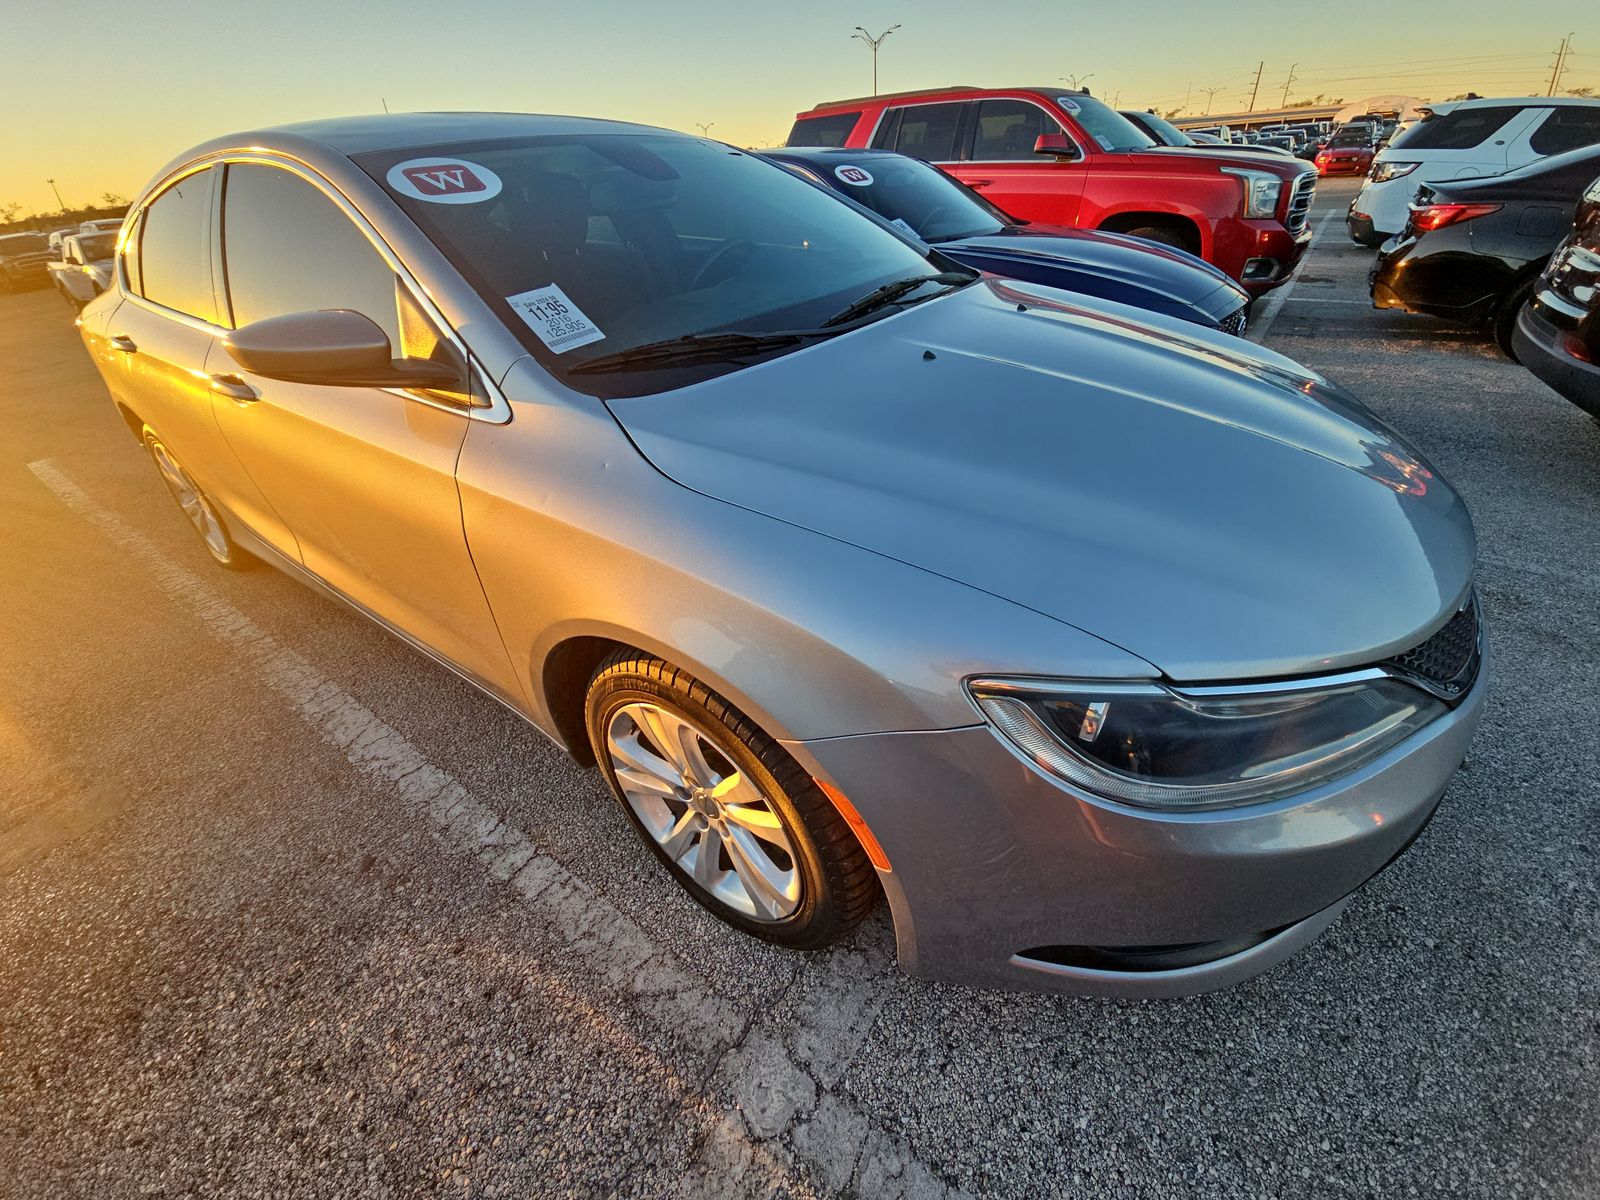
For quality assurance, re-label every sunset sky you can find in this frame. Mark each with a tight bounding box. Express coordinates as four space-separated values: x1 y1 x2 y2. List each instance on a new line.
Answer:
3 0 1595 214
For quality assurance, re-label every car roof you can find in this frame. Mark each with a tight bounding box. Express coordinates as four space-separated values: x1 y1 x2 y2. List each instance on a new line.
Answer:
807 85 1088 113
763 147 908 162
1422 95 1600 115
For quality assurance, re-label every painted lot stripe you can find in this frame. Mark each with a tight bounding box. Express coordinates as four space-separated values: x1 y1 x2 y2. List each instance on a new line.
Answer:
27 458 961 1199
1246 209 1338 346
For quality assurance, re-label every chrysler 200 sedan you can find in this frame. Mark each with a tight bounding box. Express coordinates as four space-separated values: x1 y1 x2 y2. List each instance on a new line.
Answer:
78 113 1484 997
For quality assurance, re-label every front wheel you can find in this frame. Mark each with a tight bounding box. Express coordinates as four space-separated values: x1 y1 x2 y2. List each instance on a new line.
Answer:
585 652 878 949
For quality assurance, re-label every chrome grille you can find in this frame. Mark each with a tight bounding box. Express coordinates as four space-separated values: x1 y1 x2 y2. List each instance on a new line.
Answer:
1381 593 1480 701
1218 307 1249 337
1285 172 1316 235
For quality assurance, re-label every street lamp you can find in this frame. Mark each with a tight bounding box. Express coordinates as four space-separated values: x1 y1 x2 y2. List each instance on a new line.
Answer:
1059 73 1095 91
46 178 65 210
851 24 900 96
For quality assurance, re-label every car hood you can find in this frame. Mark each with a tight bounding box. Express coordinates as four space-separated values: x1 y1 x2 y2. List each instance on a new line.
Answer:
936 229 1245 320
607 279 1476 681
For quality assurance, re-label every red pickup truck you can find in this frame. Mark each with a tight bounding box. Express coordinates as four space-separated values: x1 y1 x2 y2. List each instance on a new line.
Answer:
790 86 1317 295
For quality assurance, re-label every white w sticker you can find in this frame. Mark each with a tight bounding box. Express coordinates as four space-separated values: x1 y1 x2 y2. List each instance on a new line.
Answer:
505 284 605 353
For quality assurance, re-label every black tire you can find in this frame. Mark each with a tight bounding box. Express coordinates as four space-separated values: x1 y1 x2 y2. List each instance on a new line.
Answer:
1494 277 1536 361
142 429 254 571
585 651 878 949
1123 225 1192 251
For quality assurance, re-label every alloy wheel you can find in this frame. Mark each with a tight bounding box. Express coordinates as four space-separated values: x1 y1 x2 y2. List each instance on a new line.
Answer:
604 701 801 922
148 438 230 561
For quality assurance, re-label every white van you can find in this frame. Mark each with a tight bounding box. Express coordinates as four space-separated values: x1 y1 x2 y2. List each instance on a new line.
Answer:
1348 97 1600 245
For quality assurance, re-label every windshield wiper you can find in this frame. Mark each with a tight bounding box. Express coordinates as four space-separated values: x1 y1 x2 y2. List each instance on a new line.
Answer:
568 330 828 375
821 271 975 328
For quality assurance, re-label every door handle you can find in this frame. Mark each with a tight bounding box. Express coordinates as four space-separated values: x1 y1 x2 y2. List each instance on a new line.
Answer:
209 374 259 403
966 179 994 189
109 334 138 353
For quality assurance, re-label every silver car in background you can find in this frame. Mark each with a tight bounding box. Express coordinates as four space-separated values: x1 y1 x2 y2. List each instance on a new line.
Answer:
76 113 1484 997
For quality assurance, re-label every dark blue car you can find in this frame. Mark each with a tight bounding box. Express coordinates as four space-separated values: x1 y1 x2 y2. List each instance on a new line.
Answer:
760 146 1251 335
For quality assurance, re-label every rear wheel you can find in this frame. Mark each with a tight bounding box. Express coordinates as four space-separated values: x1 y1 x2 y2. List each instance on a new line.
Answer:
1494 276 1536 361
585 652 878 949
144 430 252 570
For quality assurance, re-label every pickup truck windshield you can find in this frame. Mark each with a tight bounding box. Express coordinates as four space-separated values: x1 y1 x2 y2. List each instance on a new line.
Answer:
0 233 48 254
1056 94 1156 152
358 135 942 398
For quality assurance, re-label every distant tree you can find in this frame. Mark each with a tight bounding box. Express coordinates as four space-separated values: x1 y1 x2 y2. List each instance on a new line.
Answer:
0 202 21 224
1287 94 1342 108
100 192 128 207
1567 86 1595 98
1163 106 1184 118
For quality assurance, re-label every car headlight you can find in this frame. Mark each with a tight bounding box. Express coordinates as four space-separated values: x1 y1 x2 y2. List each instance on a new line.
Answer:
1370 161 1419 184
1221 167 1284 219
967 671 1446 811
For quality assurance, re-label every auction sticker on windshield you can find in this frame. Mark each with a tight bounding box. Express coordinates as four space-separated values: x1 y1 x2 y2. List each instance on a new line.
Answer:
834 165 874 186
386 158 503 204
505 284 606 353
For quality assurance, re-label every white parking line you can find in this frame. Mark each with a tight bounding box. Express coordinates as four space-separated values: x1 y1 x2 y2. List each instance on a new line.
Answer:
1246 210 1339 346
27 457 961 1198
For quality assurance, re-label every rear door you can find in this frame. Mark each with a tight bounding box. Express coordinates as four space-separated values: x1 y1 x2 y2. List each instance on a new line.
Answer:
209 159 520 697
1517 105 1600 167
948 98 1088 227
108 166 297 556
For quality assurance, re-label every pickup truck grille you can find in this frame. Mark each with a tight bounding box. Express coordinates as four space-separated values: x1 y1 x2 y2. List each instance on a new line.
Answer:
1286 172 1316 235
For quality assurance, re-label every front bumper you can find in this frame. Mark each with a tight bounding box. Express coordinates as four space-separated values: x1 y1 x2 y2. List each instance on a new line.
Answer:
791 660 1485 998
1219 219 1313 297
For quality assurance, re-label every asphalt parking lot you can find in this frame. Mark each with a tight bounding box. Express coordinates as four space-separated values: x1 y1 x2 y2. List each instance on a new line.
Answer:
2 175 1597 1199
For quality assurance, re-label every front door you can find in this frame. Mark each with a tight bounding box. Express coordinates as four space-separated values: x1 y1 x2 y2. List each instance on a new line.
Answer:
207 160 519 699
945 99 1088 228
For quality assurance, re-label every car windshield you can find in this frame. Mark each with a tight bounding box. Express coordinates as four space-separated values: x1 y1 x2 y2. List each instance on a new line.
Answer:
1329 132 1368 148
0 233 48 253
1055 93 1154 151
357 134 944 397
797 155 1006 242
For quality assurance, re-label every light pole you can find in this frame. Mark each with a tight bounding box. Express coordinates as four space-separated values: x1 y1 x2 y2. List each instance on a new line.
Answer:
46 178 65 210
851 24 900 96
1059 73 1094 91
695 121 716 138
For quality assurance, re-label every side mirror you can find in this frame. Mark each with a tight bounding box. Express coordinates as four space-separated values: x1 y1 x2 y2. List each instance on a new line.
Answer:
1033 133 1079 160
223 309 460 389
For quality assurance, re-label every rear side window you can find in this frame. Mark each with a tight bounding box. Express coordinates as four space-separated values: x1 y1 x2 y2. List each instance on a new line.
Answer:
971 100 1059 161
1530 107 1600 156
1401 106 1521 151
136 168 218 322
220 163 402 349
786 112 861 148
883 103 965 161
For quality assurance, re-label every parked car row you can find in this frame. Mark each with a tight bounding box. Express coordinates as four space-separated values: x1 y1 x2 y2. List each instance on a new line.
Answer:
1347 95 1600 423
67 107 1484 1001
0 217 124 295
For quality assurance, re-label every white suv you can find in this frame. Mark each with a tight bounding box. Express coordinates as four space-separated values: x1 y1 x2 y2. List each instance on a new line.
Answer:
1348 97 1600 246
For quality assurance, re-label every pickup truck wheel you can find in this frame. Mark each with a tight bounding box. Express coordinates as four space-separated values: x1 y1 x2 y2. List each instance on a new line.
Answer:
586 651 879 950
1124 225 1190 250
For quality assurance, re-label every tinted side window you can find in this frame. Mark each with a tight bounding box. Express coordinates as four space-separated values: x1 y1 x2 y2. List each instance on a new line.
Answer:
971 100 1058 161
137 169 217 321
786 113 861 148
221 163 401 348
1530 107 1600 156
1402 106 1522 151
888 103 965 161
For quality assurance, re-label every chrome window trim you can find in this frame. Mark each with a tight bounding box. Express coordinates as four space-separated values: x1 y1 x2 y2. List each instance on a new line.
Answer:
123 150 511 425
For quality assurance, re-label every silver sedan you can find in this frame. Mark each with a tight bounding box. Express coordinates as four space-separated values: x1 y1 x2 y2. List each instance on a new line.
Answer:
77 113 1483 997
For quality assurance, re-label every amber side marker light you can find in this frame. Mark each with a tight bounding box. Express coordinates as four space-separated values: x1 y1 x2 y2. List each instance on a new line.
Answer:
813 778 892 872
